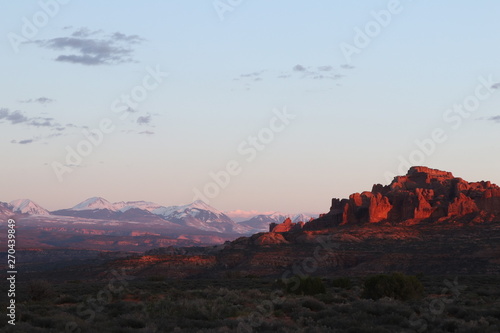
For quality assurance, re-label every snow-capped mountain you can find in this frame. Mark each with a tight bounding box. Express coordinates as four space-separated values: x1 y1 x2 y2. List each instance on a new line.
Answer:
6 195 313 235
10 199 50 215
71 197 117 211
239 212 317 232
70 198 164 213
113 201 164 213
155 200 250 233
153 200 220 220
291 214 315 223
0 202 15 220
52 198 250 234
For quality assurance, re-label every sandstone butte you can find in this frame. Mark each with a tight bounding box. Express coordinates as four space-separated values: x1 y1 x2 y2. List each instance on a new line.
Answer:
270 166 500 232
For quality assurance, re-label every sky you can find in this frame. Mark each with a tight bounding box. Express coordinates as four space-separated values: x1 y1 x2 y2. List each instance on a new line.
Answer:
1 0 500 215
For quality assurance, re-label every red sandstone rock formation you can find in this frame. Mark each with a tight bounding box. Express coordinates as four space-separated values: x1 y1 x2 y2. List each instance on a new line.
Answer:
304 166 500 230
269 217 304 232
254 233 289 246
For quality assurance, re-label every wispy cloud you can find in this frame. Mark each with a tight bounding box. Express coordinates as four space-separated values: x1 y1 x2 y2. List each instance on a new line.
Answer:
0 108 60 128
341 64 355 69
0 109 28 124
137 114 152 125
293 64 306 72
2 104 154 144
11 139 35 145
0 108 70 144
488 115 500 123
27 27 145 66
240 70 265 78
19 97 54 105
317 66 333 72
233 64 351 90
291 64 346 80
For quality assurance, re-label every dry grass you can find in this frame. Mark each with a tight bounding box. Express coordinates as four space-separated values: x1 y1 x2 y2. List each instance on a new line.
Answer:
0 275 499 332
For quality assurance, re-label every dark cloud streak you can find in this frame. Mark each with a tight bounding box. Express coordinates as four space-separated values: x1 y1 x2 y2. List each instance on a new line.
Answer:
28 28 145 66
488 115 500 123
137 114 152 125
0 108 60 127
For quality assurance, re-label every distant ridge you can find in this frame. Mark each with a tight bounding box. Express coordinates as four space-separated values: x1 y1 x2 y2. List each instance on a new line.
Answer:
52 198 250 234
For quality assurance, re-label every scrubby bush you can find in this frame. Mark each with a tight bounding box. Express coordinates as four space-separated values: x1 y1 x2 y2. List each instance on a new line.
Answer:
331 277 352 289
362 273 424 301
27 280 54 302
120 316 146 329
54 294 78 304
301 296 326 311
148 275 165 282
283 276 326 295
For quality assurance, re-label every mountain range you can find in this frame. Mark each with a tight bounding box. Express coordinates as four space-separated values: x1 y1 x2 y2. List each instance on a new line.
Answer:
50 197 249 234
1 197 316 251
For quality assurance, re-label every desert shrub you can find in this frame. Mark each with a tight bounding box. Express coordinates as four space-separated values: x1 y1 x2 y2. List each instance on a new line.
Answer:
301 296 326 311
440 319 460 332
106 301 132 318
318 314 356 329
54 294 78 304
147 295 241 328
224 270 243 279
347 327 388 333
283 276 326 295
362 273 424 301
148 275 165 282
27 280 55 302
67 279 82 284
374 312 407 326
331 277 352 289
29 316 57 329
120 316 146 329
314 292 337 304
244 274 259 279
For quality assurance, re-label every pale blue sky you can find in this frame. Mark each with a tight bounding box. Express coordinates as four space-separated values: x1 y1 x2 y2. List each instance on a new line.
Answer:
1 1 500 213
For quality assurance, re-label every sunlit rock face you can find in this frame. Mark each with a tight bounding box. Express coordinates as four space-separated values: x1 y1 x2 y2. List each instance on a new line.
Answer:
304 166 500 230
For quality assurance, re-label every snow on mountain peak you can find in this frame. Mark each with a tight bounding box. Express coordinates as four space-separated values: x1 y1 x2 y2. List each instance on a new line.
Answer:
155 200 223 218
113 201 163 213
292 214 315 223
9 199 50 215
188 200 217 212
71 197 117 211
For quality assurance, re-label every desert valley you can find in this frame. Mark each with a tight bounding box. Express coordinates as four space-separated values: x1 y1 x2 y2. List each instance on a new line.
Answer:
1 166 500 332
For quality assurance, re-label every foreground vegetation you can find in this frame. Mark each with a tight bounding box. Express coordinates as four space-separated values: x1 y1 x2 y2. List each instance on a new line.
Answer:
1 274 499 332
